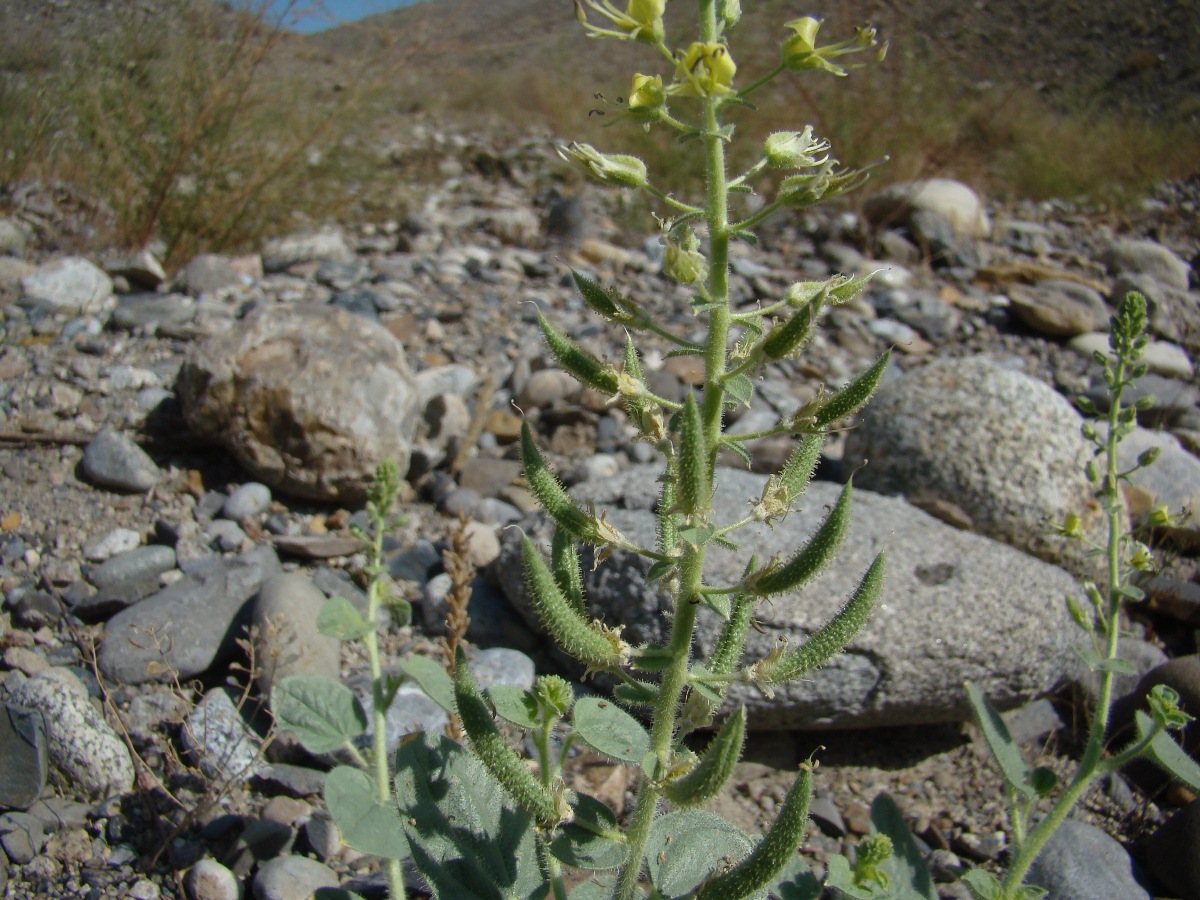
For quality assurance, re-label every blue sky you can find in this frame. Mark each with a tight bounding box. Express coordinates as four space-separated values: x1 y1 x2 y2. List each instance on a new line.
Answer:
253 0 428 33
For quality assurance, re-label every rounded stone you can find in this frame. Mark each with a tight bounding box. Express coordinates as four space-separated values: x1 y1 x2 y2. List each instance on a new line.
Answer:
251 855 338 900
185 858 242 900
843 356 1108 580
252 574 341 700
223 483 272 520
1026 819 1148 900
1146 799 1200 899
82 428 162 493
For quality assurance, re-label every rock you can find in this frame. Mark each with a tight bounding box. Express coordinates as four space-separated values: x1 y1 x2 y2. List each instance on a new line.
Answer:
105 249 167 290
98 546 280 685
1007 280 1109 337
83 528 142 563
262 229 353 273
251 574 340 700
223 483 272 520
1104 238 1191 291
176 254 246 295
176 305 419 503
182 688 265 782
373 684 448 753
1131 655 1200 752
499 467 1084 729
303 813 341 862
414 364 480 408
123 690 190 742
1025 819 1148 900
186 858 242 900
1145 799 1200 900
0 703 48 809
1115 427 1200 537
518 369 581 408
0 812 45 864
111 294 196 333
19 257 114 314
81 428 162 493
251 855 338 900
843 356 1107 580
460 520 500 567
469 647 536 691
0 217 29 255
271 535 362 559
89 544 177 591
864 179 991 241
8 670 134 800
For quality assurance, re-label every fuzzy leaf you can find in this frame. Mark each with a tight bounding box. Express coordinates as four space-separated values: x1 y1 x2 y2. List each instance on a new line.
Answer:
570 879 615 899
486 684 540 730
645 809 755 898
272 675 366 754
767 857 822 900
316 596 372 641
1072 648 1138 676
550 793 627 871
1135 710 1200 791
397 654 456 714
394 731 543 899
725 374 756 407
961 870 1005 900
325 766 409 860
572 696 650 763
965 682 1036 799
870 794 936 899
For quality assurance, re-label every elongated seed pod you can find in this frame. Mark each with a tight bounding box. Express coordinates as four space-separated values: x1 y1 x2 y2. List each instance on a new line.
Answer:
657 458 679 557
453 647 568 827
770 552 885 683
827 271 875 305
777 433 823 499
664 706 746 807
571 269 622 320
814 350 891 427
752 481 853 596
762 294 824 361
695 762 814 899
709 593 754 677
676 393 708 516
621 335 648 422
550 526 586 617
538 311 619 394
522 535 628 671
521 423 595 541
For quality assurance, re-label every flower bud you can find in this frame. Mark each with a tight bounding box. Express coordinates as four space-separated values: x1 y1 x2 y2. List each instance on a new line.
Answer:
671 41 737 98
557 141 648 189
663 225 708 284
1148 503 1172 527
1129 541 1154 571
576 0 664 43
627 73 667 121
763 127 831 169
718 0 741 28
777 160 836 208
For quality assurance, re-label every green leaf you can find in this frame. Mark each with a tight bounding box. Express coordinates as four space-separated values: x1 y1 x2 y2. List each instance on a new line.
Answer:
646 560 678 582
314 890 366 900
1030 767 1058 796
486 684 541 730
397 654 456 714
316 596 372 641
961 870 1004 900
725 439 754 469
325 766 410 860
725 374 756 407
1072 648 1138 676
272 675 366 754
645 809 755 898
550 793 627 871
1135 710 1200 791
700 591 733 618
394 732 543 899
678 525 720 548
767 857 822 900
572 697 650 763
870 794 936 900
965 682 1036 799
824 855 875 898
570 878 615 900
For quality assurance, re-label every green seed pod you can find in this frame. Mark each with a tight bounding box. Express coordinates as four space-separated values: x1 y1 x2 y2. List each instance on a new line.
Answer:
778 433 823 498
814 350 891 427
453 647 569 828
522 535 630 672
663 706 746 807
538 311 619 395
657 458 679 556
522 423 611 545
709 593 754 677
695 761 814 899
571 269 622 321
770 551 885 682
762 294 823 361
677 393 709 517
751 481 853 597
550 526 587 617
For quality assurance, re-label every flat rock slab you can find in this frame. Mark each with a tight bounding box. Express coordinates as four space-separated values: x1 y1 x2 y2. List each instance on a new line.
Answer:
498 466 1084 729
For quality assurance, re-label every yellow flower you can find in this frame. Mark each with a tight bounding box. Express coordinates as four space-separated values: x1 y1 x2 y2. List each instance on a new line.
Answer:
782 17 883 76
763 127 830 169
576 0 665 43
670 42 737 98
628 73 666 120
557 142 648 189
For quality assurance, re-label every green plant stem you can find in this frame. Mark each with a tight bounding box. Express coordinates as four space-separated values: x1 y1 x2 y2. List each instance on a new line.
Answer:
999 355 1131 898
736 62 786 99
363 525 407 900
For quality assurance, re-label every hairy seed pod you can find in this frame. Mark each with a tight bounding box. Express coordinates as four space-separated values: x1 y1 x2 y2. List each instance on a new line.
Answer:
677 393 708 516
814 349 890 427
571 269 622 321
752 481 853 596
657 458 679 556
522 535 629 671
521 423 596 542
664 706 746 807
695 761 814 899
550 526 587 617
762 294 824 361
778 433 823 498
538 311 619 394
770 552 885 683
709 593 754 677
621 335 649 423
453 647 569 827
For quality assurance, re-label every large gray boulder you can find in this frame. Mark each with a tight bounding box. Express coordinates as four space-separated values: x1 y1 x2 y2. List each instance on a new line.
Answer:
843 356 1107 581
176 304 419 502
496 466 1083 729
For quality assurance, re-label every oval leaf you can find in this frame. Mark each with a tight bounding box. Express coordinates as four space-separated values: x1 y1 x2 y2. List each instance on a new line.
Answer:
1135 710 1200 791
272 675 366 754
325 765 409 860
487 684 541 730
550 793 627 871
645 809 753 898
396 654 456 714
316 596 372 641
572 697 650 763
965 682 1035 799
